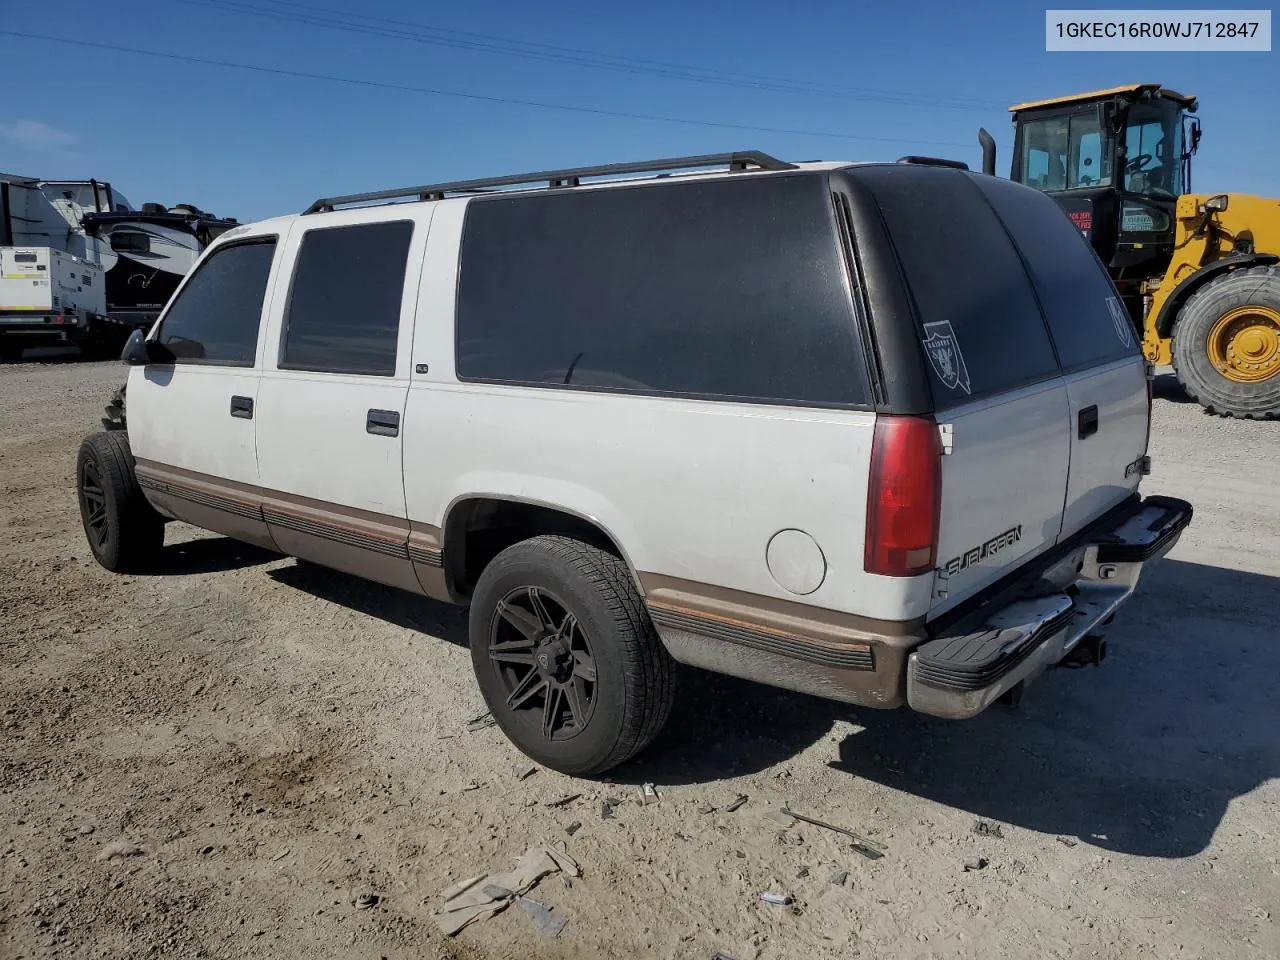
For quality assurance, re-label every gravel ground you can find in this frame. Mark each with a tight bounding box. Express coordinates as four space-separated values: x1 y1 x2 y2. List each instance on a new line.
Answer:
1 359 1277 960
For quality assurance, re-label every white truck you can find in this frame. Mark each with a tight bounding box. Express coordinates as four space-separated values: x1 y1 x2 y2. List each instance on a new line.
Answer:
75 152 1193 776
0 246 106 361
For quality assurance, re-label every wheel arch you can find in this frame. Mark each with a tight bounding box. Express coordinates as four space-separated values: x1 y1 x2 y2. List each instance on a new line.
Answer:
440 491 646 603
1156 252 1280 338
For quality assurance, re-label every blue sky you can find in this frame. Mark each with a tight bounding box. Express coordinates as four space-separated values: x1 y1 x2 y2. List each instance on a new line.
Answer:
1 0 1275 222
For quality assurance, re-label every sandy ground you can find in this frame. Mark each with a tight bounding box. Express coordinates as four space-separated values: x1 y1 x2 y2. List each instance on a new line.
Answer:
1 358 1277 960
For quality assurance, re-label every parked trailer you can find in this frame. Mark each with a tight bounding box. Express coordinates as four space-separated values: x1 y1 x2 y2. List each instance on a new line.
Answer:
0 246 109 361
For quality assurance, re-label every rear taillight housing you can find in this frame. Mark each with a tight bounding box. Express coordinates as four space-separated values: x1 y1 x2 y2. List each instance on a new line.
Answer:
864 415 942 577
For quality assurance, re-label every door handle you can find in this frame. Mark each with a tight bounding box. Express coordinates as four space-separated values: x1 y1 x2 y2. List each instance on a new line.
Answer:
1078 404 1099 439
229 395 254 419
366 409 400 437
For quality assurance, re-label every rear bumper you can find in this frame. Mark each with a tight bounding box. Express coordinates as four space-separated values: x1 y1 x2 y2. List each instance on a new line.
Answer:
644 495 1191 714
1 313 90 343
906 495 1193 719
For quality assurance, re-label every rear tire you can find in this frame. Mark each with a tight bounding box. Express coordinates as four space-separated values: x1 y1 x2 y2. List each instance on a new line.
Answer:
1171 265 1280 419
76 432 165 572
468 535 675 776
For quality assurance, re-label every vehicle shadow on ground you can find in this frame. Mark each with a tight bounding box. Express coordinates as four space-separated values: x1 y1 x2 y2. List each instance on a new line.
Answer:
244 548 1279 855
152 536 280 576
1153 372 1194 404
268 559 470 647
828 557 1280 859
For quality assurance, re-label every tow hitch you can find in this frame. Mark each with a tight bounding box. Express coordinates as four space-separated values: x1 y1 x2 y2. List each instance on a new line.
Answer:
1057 634 1107 669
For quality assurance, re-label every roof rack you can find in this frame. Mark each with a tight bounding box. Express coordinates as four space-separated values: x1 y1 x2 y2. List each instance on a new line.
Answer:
303 151 797 214
896 155 969 170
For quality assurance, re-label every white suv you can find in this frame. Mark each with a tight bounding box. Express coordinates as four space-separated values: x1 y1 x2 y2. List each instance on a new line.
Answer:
76 152 1192 775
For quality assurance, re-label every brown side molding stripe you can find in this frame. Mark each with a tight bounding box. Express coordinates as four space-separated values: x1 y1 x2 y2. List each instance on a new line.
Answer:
648 603 875 671
408 544 444 567
137 476 262 522
261 508 408 560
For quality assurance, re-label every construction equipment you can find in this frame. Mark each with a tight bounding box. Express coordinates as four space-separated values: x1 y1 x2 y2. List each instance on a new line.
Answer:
979 83 1280 419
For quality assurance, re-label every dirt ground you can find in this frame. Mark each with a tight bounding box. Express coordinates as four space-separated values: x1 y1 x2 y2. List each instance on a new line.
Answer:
1 358 1277 960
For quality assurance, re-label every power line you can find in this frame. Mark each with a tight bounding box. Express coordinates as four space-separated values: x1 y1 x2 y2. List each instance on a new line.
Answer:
2 31 979 150
163 0 1005 112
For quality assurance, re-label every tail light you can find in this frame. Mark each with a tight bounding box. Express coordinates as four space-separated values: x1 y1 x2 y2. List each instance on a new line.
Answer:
864 415 942 577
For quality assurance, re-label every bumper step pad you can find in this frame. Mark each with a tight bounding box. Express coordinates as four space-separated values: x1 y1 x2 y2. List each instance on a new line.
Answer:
1092 495 1194 564
913 594 1075 693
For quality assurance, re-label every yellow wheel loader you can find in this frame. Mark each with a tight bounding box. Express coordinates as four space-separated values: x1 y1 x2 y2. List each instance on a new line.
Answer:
978 84 1280 419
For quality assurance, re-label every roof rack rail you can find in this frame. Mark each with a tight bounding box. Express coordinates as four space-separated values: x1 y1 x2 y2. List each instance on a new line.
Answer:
303 151 797 214
896 155 969 170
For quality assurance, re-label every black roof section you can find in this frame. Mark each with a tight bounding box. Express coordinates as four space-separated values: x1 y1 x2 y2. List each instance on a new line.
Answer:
304 151 798 214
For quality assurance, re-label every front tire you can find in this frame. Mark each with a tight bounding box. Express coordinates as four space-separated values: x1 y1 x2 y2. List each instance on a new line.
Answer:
1172 265 1280 419
76 432 165 572
468 535 675 776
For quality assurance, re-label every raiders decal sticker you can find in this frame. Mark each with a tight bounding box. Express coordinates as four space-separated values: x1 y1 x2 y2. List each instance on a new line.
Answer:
921 320 972 395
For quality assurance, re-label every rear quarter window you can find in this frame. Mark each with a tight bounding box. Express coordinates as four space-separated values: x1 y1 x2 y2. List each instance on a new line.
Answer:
973 176 1139 371
454 173 870 408
850 166 1060 408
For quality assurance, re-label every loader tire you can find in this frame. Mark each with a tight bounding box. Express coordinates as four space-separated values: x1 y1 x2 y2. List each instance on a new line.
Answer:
1172 265 1280 419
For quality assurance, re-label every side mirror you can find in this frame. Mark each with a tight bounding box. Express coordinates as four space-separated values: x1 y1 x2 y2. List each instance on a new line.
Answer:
120 328 168 366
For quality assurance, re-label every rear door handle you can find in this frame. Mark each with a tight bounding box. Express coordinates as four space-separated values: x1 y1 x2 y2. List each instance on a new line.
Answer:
1078 404 1099 439
366 409 400 437
229 395 253 419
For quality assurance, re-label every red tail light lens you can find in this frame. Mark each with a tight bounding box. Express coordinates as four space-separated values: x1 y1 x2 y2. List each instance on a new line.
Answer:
864 415 942 577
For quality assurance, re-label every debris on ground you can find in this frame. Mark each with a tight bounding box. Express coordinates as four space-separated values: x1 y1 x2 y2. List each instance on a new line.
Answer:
517 895 568 937
973 819 1004 838
353 892 379 909
758 892 793 906
712 953 741 960
697 803 717 815
963 857 989 872
462 780 480 792
795 866 810 878
513 764 537 781
831 870 850 887
641 782 660 805
780 807 885 861
547 793 581 808
764 809 797 829
271 848 290 862
465 711 497 732
564 821 582 837
432 846 581 936
95 840 144 861
724 795 748 813
1056 836 1079 847
601 796 621 819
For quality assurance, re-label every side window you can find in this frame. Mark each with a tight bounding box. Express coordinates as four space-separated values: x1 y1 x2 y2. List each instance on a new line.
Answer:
110 230 150 254
853 166 1060 408
154 239 276 365
975 177 1138 370
455 175 869 407
280 220 413 376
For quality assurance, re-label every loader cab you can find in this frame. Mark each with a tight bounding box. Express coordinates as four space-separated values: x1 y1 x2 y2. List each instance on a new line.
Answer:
1008 84 1200 307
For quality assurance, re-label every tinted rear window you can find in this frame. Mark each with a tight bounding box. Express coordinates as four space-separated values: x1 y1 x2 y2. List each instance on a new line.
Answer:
455 174 869 407
851 166 1060 408
281 220 413 376
974 176 1138 371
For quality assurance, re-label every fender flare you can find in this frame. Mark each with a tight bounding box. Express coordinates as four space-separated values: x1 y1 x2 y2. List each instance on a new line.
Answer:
1155 252 1280 338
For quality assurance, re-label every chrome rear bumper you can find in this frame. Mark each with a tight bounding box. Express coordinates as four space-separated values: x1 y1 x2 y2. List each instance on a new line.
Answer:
907 495 1193 720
